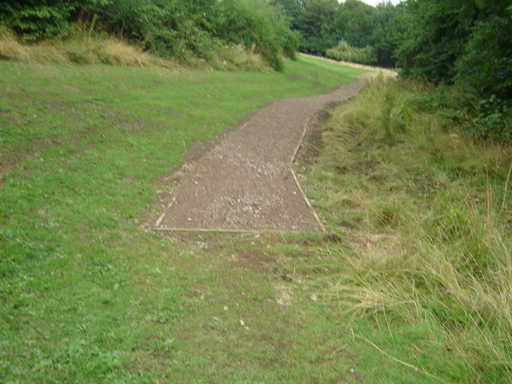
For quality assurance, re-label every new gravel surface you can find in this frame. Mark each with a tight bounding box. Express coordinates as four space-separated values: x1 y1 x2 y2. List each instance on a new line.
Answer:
155 80 365 232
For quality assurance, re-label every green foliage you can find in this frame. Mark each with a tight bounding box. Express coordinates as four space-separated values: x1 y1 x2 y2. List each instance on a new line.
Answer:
397 0 477 84
397 0 512 139
215 0 289 70
335 0 375 49
0 0 297 71
471 96 512 140
456 15 512 100
369 3 408 68
296 0 340 55
0 1 74 40
280 0 404 67
326 39 376 65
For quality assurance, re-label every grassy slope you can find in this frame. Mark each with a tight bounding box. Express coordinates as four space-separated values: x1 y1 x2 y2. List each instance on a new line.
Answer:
303 79 512 384
0 58 365 383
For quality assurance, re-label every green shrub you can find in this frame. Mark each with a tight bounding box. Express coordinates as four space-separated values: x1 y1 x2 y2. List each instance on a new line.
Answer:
471 96 512 140
456 15 512 100
0 0 297 71
326 40 376 65
0 1 74 40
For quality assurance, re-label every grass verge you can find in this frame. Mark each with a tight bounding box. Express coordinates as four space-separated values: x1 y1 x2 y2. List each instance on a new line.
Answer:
302 77 512 383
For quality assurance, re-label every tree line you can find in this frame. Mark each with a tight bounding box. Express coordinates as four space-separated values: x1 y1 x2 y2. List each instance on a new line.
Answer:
278 0 511 139
1 0 510 138
277 0 407 67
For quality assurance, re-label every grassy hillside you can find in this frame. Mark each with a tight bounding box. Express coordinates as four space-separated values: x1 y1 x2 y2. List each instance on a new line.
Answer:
0 58 363 383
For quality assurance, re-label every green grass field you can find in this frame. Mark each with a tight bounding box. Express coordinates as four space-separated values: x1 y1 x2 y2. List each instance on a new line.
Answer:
1 58 367 383
4 56 509 384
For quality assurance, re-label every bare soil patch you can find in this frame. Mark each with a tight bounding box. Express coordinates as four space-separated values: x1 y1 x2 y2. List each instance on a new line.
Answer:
151 80 365 232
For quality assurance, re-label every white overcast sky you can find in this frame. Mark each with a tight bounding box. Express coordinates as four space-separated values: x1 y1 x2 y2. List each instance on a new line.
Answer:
359 0 402 6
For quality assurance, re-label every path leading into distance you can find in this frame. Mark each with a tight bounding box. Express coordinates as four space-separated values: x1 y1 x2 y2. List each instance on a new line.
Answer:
153 80 365 232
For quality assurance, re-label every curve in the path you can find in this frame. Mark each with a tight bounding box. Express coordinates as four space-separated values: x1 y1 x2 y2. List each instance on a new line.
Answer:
155 80 365 232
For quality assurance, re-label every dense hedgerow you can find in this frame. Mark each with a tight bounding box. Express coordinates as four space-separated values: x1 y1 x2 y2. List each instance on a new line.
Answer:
0 0 297 70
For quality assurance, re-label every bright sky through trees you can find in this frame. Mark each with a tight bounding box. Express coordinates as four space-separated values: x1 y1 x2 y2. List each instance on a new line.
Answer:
360 0 401 6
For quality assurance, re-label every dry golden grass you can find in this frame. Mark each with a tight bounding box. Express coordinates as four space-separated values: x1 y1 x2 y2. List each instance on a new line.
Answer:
0 31 267 71
0 32 175 68
211 44 270 72
0 34 31 62
97 38 171 67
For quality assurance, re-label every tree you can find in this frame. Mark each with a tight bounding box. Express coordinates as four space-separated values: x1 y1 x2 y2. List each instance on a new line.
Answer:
275 0 304 29
369 2 407 67
336 0 375 49
397 0 478 84
455 0 512 99
295 0 340 54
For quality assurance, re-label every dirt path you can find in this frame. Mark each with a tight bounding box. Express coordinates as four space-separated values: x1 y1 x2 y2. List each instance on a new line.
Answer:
300 53 398 79
153 80 365 232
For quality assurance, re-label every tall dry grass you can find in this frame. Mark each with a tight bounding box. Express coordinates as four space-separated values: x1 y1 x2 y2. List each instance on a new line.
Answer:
0 29 270 71
311 77 512 382
0 29 175 68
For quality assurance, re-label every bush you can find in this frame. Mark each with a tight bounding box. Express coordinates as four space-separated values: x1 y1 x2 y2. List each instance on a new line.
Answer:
0 1 74 40
326 40 376 65
456 16 512 100
0 0 297 71
471 96 512 140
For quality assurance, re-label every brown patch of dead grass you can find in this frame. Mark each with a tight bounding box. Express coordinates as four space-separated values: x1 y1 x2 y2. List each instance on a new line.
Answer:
0 31 175 68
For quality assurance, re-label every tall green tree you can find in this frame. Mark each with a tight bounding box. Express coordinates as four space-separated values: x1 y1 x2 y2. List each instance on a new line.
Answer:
397 0 478 84
335 0 375 49
398 0 512 95
455 0 512 99
295 0 340 54
275 0 304 28
369 2 407 67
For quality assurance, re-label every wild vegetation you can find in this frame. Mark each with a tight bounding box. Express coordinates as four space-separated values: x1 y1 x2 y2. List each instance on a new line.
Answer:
325 39 375 65
303 77 512 382
277 0 406 67
0 0 298 70
2 1 512 382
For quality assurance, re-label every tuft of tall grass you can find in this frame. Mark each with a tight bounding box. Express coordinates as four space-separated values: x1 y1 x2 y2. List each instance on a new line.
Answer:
0 28 172 67
0 27 271 71
310 77 512 382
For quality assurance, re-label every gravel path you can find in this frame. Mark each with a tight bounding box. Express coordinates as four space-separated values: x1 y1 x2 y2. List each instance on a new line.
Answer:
154 80 365 232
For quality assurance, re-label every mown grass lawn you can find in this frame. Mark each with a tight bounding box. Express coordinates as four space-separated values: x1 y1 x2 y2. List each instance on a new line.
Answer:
1 58 367 383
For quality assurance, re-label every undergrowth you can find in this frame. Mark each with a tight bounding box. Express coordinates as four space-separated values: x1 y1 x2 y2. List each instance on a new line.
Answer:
0 28 270 71
326 40 376 65
306 78 512 383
